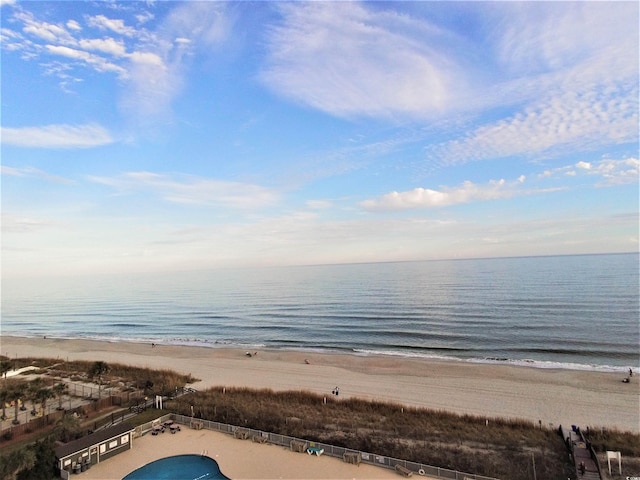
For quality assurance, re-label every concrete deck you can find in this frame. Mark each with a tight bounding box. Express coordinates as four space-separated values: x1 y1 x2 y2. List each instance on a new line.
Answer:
73 426 417 480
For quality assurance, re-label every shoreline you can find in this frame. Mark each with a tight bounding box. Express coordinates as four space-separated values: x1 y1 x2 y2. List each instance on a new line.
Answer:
3 333 633 374
1 335 638 433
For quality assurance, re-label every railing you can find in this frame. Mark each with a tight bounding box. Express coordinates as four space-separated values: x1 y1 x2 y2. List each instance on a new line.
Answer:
165 413 499 480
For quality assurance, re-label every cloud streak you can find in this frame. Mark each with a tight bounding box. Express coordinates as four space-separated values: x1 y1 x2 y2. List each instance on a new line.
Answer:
261 2 468 119
87 171 281 210
1 165 74 183
1 124 114 148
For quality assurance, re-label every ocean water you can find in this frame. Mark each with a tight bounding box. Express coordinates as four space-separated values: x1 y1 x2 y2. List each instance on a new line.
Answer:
2 254 638 372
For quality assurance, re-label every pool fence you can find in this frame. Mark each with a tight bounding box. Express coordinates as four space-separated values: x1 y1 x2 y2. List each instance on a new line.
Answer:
134 413 499 480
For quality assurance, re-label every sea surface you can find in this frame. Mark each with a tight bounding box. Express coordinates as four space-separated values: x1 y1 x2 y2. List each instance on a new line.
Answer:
2 254 638 372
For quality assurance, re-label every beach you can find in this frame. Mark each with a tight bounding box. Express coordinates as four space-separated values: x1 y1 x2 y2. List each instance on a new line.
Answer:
2 336 638 433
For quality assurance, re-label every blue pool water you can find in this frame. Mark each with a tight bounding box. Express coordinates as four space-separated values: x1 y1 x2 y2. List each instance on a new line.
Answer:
122 454 229 480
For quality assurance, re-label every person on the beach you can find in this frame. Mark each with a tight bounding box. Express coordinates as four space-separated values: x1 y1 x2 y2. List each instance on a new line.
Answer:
629 368 633 377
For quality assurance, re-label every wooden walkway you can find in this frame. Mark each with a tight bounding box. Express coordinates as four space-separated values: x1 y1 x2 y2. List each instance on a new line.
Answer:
561 425 602 480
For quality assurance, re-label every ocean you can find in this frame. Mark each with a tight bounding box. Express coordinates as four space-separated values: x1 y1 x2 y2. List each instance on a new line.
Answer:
2 253 638 373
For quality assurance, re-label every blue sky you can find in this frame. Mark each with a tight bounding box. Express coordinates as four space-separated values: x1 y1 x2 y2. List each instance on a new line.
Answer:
1 1 638 278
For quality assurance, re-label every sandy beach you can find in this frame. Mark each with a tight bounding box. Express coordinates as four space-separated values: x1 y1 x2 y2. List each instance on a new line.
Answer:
1 336 638 434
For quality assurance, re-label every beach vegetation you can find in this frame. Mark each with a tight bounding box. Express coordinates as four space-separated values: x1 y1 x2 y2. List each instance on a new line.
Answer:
0 360 12 380
52 382 68 411
2 357 638 479
585 427 640 457
4 380 28 426
0 387 9 421
87 361 109 399
0 437 57 480
0 445 36 480
171 387 579 480
51 412 83 443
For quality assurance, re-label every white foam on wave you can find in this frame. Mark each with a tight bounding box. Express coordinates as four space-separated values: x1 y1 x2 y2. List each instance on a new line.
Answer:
6 333 633 374
353 348 632 373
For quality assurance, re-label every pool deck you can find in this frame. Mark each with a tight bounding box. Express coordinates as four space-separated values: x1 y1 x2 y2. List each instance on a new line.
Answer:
73 426 420 479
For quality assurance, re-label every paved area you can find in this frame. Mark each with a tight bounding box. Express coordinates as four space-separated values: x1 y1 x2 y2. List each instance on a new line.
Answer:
74 425 419 480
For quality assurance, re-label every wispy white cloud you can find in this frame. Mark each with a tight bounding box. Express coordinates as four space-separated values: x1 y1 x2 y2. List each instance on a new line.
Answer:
46 44 127 76
135 12 154 25
87 171 280 210
261 2 468 119
1 124 114 148
78 37 126 56
17 10 76 44
365 154 639 213
361 176 536 211
421 2 639 168
494 2 637 75
86 14 136 37
1 214 61 233
118 2 230 119
2 2 231 122
539 158 640 186
306 200 332 210
1 165 74 183
427 87 638 165
66 19 81 31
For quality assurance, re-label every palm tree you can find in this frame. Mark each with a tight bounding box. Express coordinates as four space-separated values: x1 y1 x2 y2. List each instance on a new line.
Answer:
0 358 12 380
52 412 81 443
35 386 54 417
0 446 36 480
8 380 27 425
88 361 110 399
52 382 68 411
27 378 46 415
0 385 9 420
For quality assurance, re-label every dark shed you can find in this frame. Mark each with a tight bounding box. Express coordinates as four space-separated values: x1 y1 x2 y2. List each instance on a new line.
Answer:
55 422 135 476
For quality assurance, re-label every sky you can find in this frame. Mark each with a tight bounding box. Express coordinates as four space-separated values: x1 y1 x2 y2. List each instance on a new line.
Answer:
1 1 638 279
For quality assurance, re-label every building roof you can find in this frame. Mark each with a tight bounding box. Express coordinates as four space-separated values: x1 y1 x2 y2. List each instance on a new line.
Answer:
55 422 135 459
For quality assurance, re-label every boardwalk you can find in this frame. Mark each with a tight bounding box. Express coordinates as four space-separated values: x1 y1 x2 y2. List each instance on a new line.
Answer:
561 425 602 480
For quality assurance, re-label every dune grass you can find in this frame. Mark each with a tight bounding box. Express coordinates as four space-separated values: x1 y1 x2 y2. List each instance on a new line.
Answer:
169 386 581 480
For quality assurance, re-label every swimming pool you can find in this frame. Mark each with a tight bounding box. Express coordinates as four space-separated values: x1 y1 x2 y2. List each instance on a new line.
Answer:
122 454 229 480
